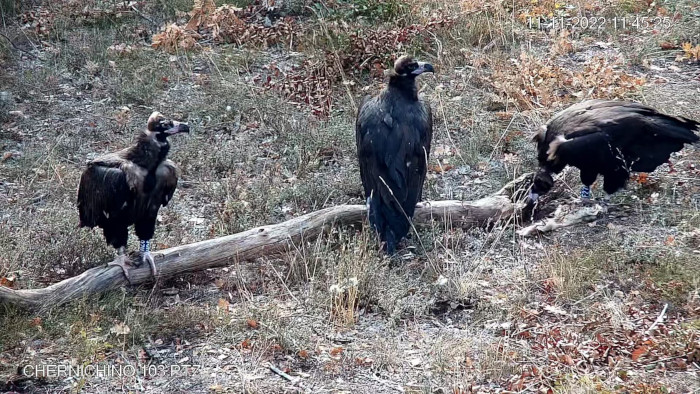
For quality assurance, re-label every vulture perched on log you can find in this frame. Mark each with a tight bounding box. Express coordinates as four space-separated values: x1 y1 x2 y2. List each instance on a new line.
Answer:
529 100 699 202
77 112 189 281
356 55 434 255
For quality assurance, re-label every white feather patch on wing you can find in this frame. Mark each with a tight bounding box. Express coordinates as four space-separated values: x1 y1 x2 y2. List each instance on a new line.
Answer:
546 135 567 161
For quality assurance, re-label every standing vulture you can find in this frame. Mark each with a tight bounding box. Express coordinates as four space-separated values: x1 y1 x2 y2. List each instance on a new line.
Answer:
529 100 699 202
355 55 434 255
77 112 189 281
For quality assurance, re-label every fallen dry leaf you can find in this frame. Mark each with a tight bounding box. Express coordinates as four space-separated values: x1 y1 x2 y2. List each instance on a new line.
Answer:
544 304 568 316
217 298 230 312
562 354 574 365
429 164 455 173
631 345 648 361
0 276 16 288
330 347 343 356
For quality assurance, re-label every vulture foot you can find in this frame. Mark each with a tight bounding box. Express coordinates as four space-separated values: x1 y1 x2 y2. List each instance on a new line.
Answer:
107 253 132 283
138 239 157 278
580 198 597 207
139 251 157 278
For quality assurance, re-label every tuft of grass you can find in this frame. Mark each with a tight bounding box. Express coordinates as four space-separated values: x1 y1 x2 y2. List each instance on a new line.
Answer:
541 247 605 301
645 253 699 307
478 341 522 383
329 276 360 326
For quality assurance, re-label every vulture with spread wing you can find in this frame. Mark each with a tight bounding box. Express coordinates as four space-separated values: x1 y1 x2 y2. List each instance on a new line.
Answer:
529 100 699 202
356 55 434 255
77 112 189 281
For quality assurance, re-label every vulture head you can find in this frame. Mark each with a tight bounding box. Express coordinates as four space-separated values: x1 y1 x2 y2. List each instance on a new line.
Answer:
146 112 190 141
528 169 554 202
393 55 435 77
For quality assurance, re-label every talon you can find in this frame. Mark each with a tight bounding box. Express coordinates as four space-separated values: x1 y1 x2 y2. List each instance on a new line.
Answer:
140 251 157 278
107 254 132 284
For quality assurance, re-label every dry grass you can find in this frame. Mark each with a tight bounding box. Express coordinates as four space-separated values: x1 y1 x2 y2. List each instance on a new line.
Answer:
1 0 699 392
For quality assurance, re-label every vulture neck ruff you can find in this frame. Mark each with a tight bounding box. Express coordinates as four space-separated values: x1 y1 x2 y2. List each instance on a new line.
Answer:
125 132 171 170
387 73 419 101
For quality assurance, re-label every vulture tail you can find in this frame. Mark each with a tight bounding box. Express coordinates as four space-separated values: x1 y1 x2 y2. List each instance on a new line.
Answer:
649 114 700 144
367 196 409 255
629 115 700 172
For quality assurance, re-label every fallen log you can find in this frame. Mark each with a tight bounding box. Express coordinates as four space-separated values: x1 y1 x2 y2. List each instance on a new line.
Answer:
0 174 533 310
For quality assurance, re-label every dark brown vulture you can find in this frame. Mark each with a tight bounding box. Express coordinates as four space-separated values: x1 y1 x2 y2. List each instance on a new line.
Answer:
355 55 434 255
529 100 699 202
77 112 189 281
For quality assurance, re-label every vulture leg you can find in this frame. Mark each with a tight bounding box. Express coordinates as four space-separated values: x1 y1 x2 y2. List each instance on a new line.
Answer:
602 169 629 196
103 224 132 281
580 186 592 200
579 171 597 200
135 217 158 278
139 240 157 278
106 247 132 282
385 230 397 256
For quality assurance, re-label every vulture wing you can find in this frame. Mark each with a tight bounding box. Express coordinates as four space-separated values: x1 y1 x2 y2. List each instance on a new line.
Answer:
132 160 179 242
357 97 392 201
411 101 432 204
156 159 179 207
356 97 410 206
542 100 699 172
77 163 133 228
134 160 179 219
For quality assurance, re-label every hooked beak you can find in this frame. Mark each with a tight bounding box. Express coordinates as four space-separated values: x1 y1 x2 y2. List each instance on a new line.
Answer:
411 62 435 75
165 121 190 135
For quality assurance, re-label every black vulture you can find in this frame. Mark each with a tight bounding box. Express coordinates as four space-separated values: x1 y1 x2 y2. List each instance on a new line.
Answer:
529 99 699 202
355 55 434 255
77 112 189 281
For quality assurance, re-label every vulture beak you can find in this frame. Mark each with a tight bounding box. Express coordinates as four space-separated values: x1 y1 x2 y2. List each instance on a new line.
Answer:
412 62 435 75
165 121 190 135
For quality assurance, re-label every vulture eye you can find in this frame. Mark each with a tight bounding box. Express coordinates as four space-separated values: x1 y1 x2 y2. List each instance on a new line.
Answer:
157 120 172 131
